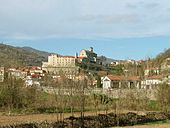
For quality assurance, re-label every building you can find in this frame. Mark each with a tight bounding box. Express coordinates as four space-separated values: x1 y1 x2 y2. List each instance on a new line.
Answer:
110 60 144 66
80 47 97 63
8 69 27 79
144 67 160 76
141 75 162 89
102 75 140 90
25 78 40 87
42 47 98 75
29 66 44 79
0 67 4 82
110 61 120 66
42 54 79 75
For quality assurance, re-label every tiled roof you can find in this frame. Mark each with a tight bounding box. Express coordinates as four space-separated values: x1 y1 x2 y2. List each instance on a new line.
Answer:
107 75 123 81
146 75 163 80
77 57 87 59
107 75 139 81
62 56 75 58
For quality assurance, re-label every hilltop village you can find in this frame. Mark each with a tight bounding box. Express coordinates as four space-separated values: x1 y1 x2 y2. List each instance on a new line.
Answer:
0 45 170 127
0 47 170 92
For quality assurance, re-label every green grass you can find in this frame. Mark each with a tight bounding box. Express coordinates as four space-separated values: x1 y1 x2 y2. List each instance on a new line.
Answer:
113 120 170 127
143 120 170 125
147 100 159 111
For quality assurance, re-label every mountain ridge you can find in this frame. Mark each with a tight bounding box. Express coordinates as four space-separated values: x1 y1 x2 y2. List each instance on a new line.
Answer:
0 43 52 67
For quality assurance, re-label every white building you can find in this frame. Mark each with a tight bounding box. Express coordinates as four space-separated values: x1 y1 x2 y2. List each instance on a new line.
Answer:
43 54 76 67
25 79 40 87
102 75 140 90
29 66 44 77
8 69 27 79
144 67 160 76
42 54 79 75
110 61 119 66
141 75 162 89
25 79 33 87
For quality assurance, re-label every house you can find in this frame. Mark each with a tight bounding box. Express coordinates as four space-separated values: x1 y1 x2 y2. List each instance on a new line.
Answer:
144 67 160 76
29 66 44 79
25 75 41 87
0 67 4 82
110 61 120 66
8 69 27 79
102 75 140 90
25 78 40 87
141 75 162 89
25 78 33 87
111 60 144 66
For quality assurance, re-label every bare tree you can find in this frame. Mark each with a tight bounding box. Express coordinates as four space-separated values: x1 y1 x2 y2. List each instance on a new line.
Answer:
156 83 170 112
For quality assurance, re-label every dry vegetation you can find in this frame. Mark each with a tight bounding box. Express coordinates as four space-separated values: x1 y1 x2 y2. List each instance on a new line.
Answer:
0 72 170 127
0 47 170 127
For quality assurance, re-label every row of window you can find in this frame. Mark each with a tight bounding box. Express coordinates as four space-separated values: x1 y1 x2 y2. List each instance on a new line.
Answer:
53 70 77 74
50 57 75 60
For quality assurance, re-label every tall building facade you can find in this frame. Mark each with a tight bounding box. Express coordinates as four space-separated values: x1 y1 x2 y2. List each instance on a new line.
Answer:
42 54 79 75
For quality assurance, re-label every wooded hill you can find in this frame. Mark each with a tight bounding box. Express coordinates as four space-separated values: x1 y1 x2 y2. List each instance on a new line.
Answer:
0 43 51 67
153 48 170 67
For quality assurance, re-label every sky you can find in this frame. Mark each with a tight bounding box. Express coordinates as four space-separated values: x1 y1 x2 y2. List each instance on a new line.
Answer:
0 0 170 60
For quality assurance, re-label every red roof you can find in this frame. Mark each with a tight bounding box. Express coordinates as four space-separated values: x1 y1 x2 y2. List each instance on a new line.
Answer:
107 75 123 81
107 75 139 81
146 75 163 80
77 57 87 59
62 56 75 58
50 54 75 58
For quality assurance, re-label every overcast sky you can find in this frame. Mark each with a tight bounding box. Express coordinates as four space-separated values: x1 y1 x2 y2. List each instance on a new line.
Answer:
0 0 170 59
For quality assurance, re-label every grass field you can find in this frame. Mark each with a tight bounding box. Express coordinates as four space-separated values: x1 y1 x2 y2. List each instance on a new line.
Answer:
125 120 170 128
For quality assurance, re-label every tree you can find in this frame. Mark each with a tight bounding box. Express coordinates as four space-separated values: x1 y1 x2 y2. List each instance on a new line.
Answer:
156 83 170 112
96 75 102 88
0 76 25 111
97 94 112 115
109 65 124 75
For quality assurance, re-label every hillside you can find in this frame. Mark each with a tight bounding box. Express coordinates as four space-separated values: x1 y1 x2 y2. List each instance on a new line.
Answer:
21 46 50 58
97 56 116 66
0 43 51 67
153 48 170 66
